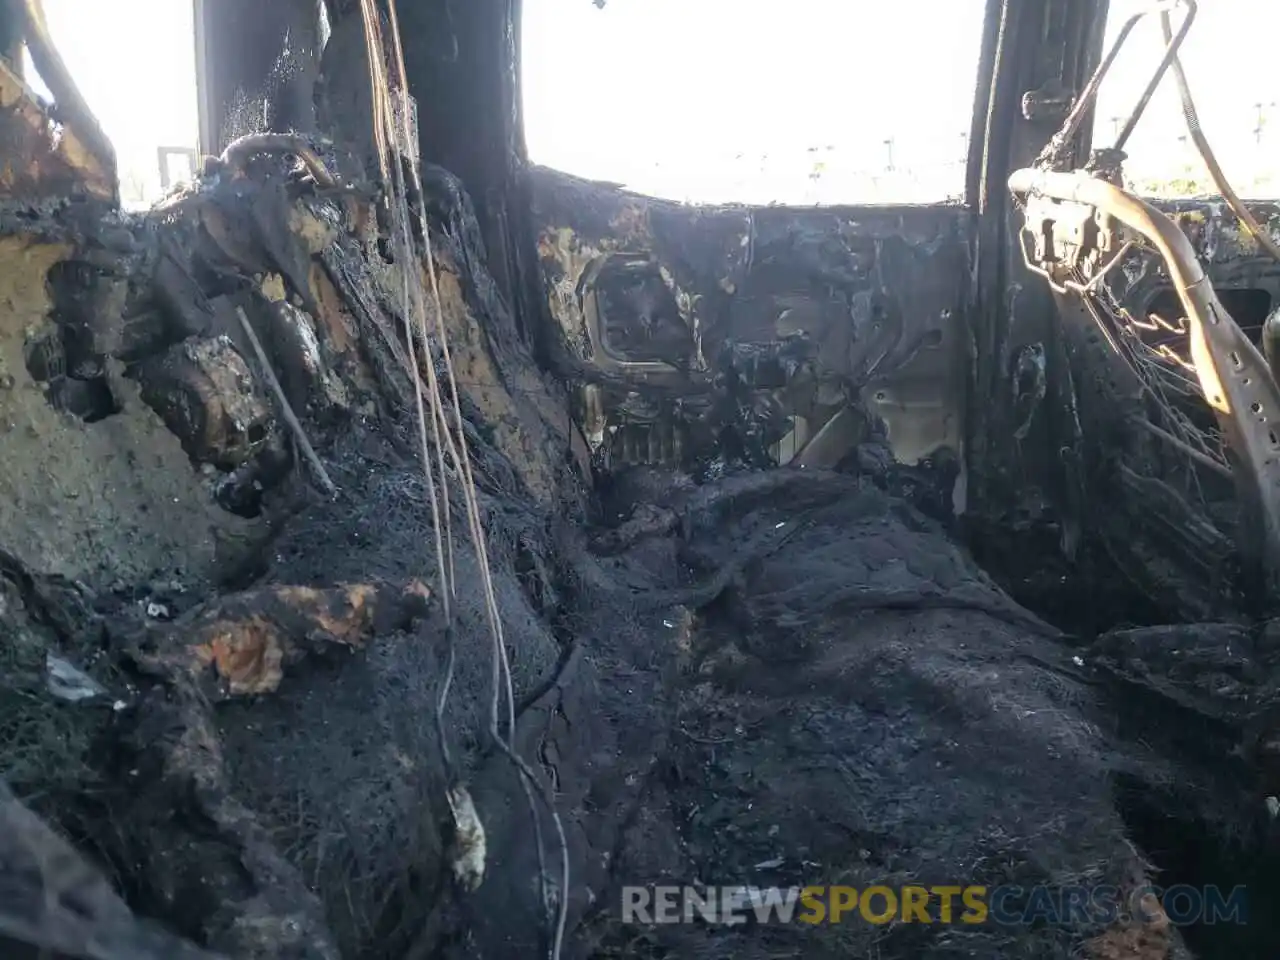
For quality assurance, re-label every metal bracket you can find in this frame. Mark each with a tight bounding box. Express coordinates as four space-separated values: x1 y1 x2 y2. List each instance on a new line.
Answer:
1021 80 1075 123
1017 192 1132 295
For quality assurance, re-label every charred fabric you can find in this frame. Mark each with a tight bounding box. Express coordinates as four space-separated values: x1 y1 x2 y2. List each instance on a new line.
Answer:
2 1 1280 959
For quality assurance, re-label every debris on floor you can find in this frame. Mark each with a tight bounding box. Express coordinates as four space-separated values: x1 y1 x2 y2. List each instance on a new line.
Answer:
0 5 1278 960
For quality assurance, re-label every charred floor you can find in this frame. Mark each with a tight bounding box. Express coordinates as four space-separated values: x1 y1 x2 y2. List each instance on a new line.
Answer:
2 1 1280 959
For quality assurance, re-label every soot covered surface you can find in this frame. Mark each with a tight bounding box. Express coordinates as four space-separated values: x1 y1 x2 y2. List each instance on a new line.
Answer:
0 129 1274 960
552 470 1189 960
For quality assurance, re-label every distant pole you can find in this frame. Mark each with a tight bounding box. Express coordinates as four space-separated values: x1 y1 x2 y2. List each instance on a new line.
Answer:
1255 102 1277 145
1176 133 1192 180
883 138 895 172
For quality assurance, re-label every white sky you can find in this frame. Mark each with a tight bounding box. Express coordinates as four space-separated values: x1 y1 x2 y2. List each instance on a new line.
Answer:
1093 0 1280 196
14 0 1280 208
523 0 1280 205
28 0 198 204
524 0 983 203
522 0 987 205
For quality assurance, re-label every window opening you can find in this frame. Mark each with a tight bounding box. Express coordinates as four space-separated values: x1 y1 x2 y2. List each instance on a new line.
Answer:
522 0 987 205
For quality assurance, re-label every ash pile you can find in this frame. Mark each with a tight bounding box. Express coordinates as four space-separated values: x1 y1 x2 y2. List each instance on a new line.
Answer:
0 19 1278 960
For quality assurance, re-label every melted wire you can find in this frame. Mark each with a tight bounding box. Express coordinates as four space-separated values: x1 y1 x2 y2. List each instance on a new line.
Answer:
1075 261 1229 498
357 4 570 956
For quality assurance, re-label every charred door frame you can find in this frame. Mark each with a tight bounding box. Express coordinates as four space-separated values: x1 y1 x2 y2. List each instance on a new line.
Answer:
192 0 216 156
192 0 329 155
193 0 289 155
965 0 1111 523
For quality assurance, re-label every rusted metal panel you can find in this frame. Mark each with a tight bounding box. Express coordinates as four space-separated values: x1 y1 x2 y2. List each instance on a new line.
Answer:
0 56 114 202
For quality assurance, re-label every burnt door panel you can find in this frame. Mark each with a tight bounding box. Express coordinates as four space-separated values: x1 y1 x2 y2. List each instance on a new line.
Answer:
531 166 970 481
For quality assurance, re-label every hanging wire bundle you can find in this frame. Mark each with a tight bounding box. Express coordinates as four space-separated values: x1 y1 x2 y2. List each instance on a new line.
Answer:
355 3 570 956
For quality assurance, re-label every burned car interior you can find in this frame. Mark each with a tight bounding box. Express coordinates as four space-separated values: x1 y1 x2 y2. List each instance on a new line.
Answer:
4 0 1280 958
